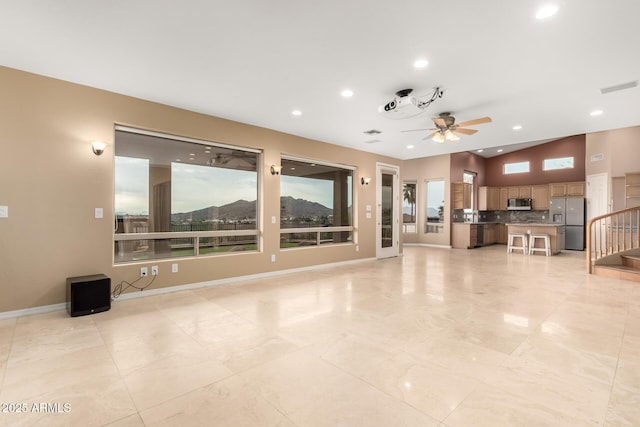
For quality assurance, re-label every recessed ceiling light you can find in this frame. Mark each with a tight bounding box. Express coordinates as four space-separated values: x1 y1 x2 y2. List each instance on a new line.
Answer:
590 109 604 116
189 153 195 156
413 59 429 69
497 149 504 153
536 4 558 19
512 125 523 131
341 89 354 98
176 159 182 162
477 149 484 153
292 110 302 116
189 157 195 161
407 145 415 149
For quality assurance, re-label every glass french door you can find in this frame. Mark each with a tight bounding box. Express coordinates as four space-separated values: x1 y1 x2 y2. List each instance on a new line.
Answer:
377 163 399 258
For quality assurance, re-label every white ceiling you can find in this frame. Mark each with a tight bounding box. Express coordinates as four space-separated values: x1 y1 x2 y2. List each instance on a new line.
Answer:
2 1 639 160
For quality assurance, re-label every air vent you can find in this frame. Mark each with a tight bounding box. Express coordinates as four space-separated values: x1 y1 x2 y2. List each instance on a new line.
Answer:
600 80 638 94
363 129 382 135
364 139 381 144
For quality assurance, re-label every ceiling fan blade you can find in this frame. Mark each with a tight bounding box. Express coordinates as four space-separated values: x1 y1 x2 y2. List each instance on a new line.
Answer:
401 128 435 133
422 132 439 141
455 128 478 135
432 118 447 127
456 117 492 127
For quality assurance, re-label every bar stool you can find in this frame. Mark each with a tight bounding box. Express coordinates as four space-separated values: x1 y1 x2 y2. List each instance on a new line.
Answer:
529 234 551 256
507 233 528 254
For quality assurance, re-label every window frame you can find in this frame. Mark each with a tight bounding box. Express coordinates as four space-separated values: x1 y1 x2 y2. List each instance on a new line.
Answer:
402 181 417 234
543 156 574 171
424 178 445 234
279 154 355 249
113 125 262 264
503 161 530 175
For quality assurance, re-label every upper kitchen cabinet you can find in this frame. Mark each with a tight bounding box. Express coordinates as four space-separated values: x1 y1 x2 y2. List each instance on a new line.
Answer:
453 182 472 209
531 185 549 210
550 181 585 197
479 186 500 211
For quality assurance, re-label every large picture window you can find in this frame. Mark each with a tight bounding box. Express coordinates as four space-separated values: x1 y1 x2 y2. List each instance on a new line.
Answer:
114 127 260 263
279 157 353 248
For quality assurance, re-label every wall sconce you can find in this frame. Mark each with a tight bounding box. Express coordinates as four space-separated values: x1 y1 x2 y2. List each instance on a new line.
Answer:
91 141 106 156
361 177 370 186
270 165 282 175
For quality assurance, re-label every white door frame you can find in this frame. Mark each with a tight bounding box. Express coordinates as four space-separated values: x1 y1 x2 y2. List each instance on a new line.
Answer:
376 162 400 259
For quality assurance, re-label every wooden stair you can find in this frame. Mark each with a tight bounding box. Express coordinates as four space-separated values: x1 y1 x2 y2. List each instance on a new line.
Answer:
593 255 640 283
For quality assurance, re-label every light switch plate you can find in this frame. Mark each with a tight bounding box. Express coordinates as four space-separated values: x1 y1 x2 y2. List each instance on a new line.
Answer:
171 263 178 273
366 212 372 219
95 208 103 219
0 205 7 218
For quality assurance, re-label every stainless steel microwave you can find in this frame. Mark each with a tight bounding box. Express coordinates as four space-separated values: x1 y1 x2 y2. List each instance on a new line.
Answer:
507 198 532 210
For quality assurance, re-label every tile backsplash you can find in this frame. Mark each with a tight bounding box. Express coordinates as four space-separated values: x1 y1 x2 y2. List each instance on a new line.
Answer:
452 209 549 224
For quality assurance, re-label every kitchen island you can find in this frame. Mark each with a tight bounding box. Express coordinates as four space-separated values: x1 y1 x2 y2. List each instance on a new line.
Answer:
506 223 566 255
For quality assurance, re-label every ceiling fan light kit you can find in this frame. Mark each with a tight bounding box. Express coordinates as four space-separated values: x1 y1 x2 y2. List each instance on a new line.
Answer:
403 112 492 143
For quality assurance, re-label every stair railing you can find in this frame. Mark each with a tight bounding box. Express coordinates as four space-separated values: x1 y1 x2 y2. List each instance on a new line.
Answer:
587 206 640 273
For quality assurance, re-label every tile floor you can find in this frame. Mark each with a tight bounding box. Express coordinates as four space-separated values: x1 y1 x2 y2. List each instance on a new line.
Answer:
0 245 639 426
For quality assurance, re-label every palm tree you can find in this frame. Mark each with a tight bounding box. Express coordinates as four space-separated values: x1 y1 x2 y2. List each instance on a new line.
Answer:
403 184 416 222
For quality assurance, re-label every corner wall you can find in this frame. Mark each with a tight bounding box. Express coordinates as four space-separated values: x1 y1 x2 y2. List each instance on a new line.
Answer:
0 66 400 312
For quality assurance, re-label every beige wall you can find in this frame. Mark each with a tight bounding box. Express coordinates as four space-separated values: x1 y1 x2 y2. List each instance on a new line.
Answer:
0 66 400 313
586 126 640 178
401 154 451 246
586 125 640 210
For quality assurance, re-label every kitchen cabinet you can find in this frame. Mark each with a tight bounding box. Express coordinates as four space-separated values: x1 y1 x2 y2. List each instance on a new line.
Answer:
483 223 497 244
626 173 640 207
479 187 500 211
518 186 532 198
550 183 566 197
452 182 472 209
550 181 585 198
452 223 501 248
496 223 508 244
506 186 531 199
499 188 508 211
531 185 549 210
452 223 477 249
566 182 585 197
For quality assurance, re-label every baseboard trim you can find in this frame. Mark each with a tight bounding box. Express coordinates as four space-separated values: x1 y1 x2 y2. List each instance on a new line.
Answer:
0 257 377 319
403 243 452 249
0 303 67 320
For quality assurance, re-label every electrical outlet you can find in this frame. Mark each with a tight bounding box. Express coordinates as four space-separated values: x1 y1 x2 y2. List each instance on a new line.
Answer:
140 267 148 277
151 265 158 276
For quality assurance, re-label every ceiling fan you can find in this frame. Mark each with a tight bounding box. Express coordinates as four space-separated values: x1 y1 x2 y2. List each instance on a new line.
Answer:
403 112 492 143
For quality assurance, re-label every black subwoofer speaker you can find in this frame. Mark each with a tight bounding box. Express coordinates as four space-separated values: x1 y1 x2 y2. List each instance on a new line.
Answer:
66 274 111 317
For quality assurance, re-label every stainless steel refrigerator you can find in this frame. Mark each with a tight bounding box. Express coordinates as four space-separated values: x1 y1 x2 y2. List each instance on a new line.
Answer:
549 198 585 250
